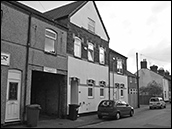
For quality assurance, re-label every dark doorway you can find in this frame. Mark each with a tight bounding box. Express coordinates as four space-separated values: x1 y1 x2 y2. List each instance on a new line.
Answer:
31 70 64 118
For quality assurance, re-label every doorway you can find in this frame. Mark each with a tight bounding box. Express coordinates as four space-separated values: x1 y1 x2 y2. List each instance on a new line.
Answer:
5 70 21 122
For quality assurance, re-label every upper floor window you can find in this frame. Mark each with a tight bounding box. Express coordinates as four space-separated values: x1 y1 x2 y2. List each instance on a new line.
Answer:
100 81 106 98
87 79 95 98
129 77 132 83
88 42 94 62
88 18 95 33
117 59 123 74
99 47 105 64
74 37 81 58
45 29 57 54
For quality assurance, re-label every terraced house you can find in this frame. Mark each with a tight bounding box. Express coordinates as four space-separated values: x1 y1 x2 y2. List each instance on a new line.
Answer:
1 1 68 125
44 1 110 114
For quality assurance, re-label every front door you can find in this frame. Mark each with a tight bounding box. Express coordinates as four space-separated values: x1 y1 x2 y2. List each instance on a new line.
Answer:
71 78 78 104
5 70 21 122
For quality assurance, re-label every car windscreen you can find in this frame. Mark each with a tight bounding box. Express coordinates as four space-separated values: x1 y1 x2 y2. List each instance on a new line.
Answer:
150 98 159 102
99 101 114 107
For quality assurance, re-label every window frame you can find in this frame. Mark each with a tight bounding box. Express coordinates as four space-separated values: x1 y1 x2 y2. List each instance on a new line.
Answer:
100 81 106 98
88 17 95 33
117 59 123 74
121 89 124 97
44 29 57 54
99 47 105 65
88 42 94 62
74 36 81 58
87 79 95 99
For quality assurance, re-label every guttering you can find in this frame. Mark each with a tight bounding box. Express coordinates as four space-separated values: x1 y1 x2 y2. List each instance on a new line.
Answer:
23 12 32 122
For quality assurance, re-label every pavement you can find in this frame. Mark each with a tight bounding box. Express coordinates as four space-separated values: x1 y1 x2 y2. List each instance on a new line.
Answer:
2 105 148 128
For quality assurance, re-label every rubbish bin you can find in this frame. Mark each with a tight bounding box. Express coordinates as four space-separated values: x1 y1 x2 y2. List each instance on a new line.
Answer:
26 104 41 127
69 104 80 120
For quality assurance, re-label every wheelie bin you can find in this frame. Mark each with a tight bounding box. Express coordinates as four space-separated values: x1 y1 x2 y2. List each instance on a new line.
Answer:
68 104 80 120
26 104 41 127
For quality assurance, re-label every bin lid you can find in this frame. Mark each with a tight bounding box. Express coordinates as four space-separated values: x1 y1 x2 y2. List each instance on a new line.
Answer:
26 104 41 109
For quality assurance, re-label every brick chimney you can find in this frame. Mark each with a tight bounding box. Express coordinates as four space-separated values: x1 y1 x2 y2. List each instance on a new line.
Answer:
150 65 158 73
141 59 147 69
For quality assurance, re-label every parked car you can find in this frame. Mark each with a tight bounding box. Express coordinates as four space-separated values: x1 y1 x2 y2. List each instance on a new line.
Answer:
97 100 134 120
149 97 166 109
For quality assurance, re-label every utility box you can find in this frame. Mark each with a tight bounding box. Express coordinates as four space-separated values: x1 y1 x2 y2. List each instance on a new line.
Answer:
26 104 41 127
68 104 80 120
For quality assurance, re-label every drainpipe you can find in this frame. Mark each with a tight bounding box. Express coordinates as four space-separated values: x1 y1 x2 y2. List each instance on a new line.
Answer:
23 13 32 122
108 50 110 100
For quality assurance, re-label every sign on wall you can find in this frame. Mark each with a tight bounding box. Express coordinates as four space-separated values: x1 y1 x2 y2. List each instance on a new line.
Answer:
1 52 10 66
43 66 57 74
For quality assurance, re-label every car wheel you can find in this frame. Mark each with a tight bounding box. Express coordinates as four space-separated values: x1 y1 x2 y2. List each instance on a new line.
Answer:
149 107 152 109
164 105 166 108
130 110 134 117
116 112 120 120
98 115 102 119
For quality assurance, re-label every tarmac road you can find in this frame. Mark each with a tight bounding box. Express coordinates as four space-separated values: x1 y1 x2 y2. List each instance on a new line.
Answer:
79 103 171 128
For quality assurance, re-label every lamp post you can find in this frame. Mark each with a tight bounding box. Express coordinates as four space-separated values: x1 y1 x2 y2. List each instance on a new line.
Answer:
136 52 140 108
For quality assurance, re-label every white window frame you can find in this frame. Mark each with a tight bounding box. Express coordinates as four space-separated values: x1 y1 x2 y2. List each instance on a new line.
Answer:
74 37 81 58
121 89 124 97
88 42 94 62
99 47 105 64
88 18 95 33
45 29 57 54
87 79 95 99
117 59 123 74
100 81 106 98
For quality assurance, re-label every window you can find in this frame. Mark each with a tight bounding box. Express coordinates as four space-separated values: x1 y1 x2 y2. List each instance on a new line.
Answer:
129 77 132 83
117 59 123 74
74 37 81 58
99 47 105 64
100 81 106 98
88 18 95 33
121 89 123 97
88 42 94 62
87 79 95 98
135 78 137 83
45 29 57 54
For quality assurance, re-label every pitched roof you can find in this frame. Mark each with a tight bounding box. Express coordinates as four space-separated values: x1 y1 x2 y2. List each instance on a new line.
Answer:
44 1 87 19
126 70 137 78
44 1 110 40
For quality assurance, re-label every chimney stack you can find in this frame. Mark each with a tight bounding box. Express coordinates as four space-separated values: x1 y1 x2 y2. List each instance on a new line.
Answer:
141 59 147 69
150 65 158 73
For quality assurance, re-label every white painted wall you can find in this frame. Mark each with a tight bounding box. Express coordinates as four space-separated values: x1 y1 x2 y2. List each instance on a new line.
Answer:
67 56 109 114
109 72 128 103
70 1 108 41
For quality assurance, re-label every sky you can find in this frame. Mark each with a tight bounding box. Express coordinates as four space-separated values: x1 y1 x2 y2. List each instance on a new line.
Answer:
19 1 171 74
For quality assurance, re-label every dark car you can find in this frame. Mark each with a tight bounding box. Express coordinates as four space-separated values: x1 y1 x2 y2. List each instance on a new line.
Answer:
97 100 134 120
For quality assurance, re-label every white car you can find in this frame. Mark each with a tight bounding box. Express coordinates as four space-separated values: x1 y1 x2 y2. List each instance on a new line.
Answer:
149 97 166 109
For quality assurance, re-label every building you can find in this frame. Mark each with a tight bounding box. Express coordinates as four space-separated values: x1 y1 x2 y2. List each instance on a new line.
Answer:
1 1 68 125
44 1 110 114
126 71 138 108
137 59 171 104
109 49 128 103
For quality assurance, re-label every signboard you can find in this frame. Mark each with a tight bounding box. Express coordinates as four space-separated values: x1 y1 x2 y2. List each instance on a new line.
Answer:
43 67 57 74
1 52 10 66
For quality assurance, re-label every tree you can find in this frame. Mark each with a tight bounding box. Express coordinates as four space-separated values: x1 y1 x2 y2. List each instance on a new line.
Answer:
139 81 163 96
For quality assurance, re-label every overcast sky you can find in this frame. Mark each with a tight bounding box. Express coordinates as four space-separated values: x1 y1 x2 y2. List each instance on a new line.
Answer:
19 1 171 74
